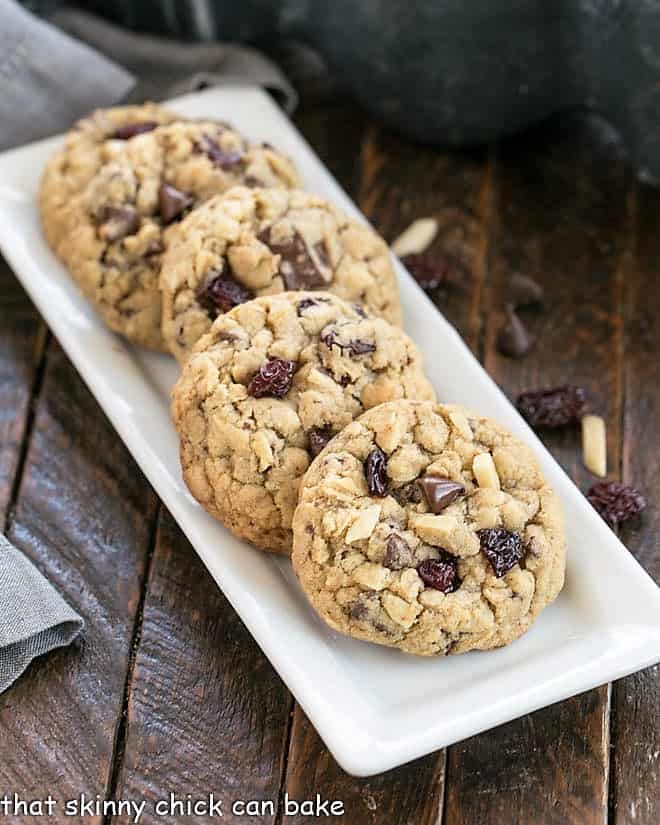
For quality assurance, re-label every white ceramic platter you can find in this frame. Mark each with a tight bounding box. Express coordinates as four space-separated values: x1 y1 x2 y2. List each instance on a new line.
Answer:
1 87 659 777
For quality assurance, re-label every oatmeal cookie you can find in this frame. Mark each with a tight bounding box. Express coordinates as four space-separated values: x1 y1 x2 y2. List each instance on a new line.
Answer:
171 293 434 553
291 400 566 655
40 115 299 350
160 186 402 362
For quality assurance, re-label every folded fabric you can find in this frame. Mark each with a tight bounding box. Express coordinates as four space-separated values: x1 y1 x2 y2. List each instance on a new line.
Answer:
0 534 84 693
0 0 297 150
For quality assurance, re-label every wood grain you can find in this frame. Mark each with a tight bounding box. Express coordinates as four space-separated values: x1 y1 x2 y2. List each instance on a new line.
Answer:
445 113 633 825
278 104 491 822
0 261 46 527
111 508 293 825
0 339 157 823
609 182 660 825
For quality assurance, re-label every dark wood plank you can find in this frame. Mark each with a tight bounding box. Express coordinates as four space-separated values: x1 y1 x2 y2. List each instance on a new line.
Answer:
0 339 157 821
445 113 632 825
111 508 293 825
279 106 491 822
610 182 660 825
0 260 46 527
283 706 445 824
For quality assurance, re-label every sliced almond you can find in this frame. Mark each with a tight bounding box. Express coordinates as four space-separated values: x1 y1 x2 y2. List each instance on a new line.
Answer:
449 410 474 441
391 218 438 257
345 504 381 544
582 414 607 477
473 452 501 490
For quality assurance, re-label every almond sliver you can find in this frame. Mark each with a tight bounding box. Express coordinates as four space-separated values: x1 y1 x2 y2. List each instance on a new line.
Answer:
582 414 607 477
391 218 438 257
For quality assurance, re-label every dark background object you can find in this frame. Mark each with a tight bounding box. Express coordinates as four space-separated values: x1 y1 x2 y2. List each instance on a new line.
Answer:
33 0 660 183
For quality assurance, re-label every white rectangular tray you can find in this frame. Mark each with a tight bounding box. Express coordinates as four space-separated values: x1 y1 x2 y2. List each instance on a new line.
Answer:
1 87 659 777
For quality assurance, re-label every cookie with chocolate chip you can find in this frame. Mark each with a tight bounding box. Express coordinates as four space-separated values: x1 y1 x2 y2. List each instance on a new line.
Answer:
291 400 566 655
171 293 434 553
160 186 403 363
40 113 299 350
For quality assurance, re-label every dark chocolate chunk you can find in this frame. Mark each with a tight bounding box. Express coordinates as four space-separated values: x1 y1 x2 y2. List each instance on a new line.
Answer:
497 305 533 358
98 205 140 242
391 482 423 506
416 476 466 513
383 534 415 570
320 328 376 357
258 226 329 289
308 427 334 457
114 121 159 140
159 183 193 224
197 133 243 170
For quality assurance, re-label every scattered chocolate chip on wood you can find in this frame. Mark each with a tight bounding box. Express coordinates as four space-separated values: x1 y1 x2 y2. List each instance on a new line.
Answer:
497 305 533 358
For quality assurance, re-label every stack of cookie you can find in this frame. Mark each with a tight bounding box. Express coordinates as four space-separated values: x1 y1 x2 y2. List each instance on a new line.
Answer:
40 104 566 657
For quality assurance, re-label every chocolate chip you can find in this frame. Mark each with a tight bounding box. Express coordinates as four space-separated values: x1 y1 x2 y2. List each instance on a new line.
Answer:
383 534 415 570
159 183 193 224
258 227 330 290
308 427 334 457
478 528 524 577
114 121 159 140
507 272 544 307
417 556 458 592
517 385 587 429
98 206 140 242
416 476 465 513
364 448 388 497
247 358 297 398
321 329 376 358
195 263 252 318
196 133 243 170
391 482 423 506
296 296 329 315
347 601 369 621
497 306 533 358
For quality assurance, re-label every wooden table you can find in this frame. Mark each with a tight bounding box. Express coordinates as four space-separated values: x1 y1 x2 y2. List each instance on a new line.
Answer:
1 99 658 825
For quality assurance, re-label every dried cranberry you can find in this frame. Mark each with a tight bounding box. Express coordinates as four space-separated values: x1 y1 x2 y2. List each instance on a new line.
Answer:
308 427 334 457
586 481 646 529
401 252 452 290
364 448 388 497
159 183 193 224
416 476 465 513
478 528 524 577
417 556 458 593
247 358 297 398
195 265 252 318
517 385 587 428
114 121 158 140
321 329 376 357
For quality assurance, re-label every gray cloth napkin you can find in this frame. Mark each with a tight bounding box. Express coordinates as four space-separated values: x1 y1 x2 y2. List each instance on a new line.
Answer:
0 0 297 150
0 534 84 692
